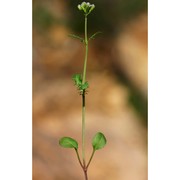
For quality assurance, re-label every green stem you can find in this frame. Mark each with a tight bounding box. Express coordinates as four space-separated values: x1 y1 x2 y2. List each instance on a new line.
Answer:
75 149 83 169
86 149 95 169
82 90 86 166
82 15 88 84
82 15 88 168
75 148 88 180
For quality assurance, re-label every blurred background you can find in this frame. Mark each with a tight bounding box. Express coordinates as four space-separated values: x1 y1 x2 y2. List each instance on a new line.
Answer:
33 0 147 179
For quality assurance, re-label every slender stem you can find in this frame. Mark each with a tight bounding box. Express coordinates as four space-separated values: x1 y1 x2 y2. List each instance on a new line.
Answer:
82 15 88 84
82 90 86 166
75 149 84 169
86 149 95 169
82 15 88 168
75 148 88 180
83 169 88 180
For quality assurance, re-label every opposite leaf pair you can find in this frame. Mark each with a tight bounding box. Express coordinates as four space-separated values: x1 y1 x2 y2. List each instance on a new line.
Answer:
59 132 106 152
59 132 106 170
68 31 102 44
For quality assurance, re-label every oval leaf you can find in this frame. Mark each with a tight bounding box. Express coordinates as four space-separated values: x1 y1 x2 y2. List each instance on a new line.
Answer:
59 137 78 149
92 132 107 150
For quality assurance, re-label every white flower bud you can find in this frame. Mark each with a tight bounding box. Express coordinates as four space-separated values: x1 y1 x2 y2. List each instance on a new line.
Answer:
81 2 86 7
78 4 82 10
89 4 95 13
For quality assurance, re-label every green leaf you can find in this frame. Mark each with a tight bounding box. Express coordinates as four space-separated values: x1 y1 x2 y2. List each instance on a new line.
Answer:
59 137 78 149
72 74 89 92
89 31 102 41
72 74 82 86
80 82 89 90
92 132 107 150
68 34 84 42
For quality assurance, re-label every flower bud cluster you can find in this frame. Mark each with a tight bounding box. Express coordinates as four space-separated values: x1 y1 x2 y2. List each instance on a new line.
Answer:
78 2 95 15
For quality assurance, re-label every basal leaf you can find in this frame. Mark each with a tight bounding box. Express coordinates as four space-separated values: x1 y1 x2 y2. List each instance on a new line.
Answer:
92 132 107 150
59 137 78 149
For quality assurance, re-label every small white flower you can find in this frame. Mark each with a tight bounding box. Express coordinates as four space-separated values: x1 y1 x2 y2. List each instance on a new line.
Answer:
77 1 95 15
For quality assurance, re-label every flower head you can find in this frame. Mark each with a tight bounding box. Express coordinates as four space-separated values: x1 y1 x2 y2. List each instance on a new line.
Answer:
77 2 95 15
